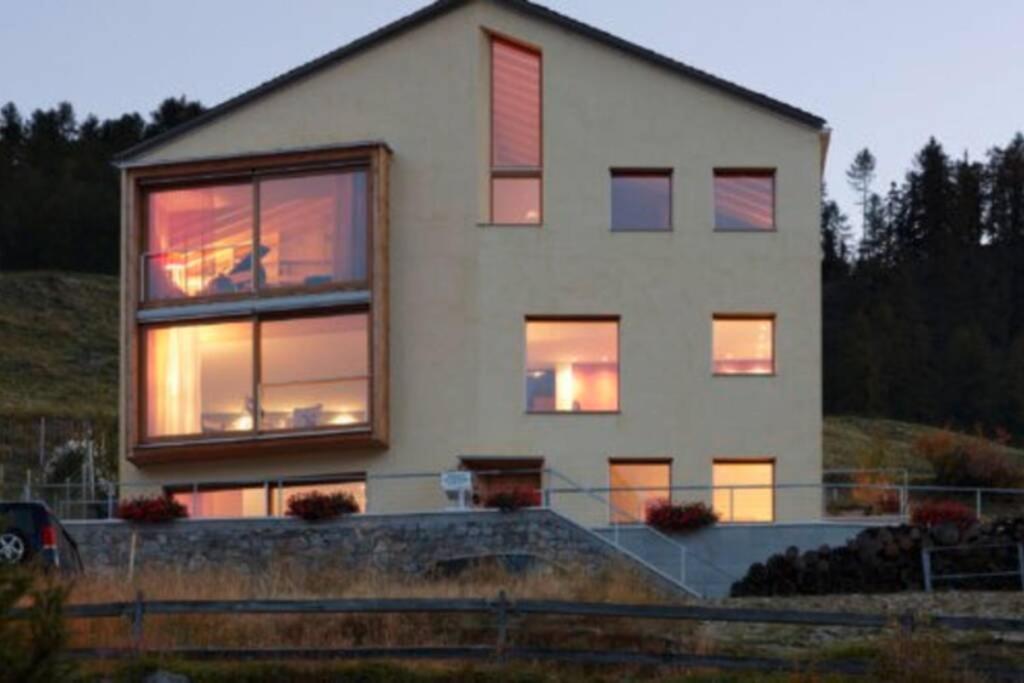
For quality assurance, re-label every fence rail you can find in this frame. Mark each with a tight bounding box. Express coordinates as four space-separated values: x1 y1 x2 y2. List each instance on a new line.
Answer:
12 593 1024 675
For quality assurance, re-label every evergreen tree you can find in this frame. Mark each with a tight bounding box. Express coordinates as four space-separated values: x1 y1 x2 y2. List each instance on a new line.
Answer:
846 148 876 233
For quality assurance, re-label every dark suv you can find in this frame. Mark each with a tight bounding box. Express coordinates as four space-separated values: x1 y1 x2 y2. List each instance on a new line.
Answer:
0 502 83 573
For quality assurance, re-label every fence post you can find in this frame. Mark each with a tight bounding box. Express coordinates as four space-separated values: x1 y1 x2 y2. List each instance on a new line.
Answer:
131 590 144 653
975 489 982 519
898 610 916 635
1017 544 1024 591
921 548 933 593
493 589 509 660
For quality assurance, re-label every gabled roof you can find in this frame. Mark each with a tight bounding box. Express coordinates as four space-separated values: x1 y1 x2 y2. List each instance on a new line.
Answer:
115 0 826 163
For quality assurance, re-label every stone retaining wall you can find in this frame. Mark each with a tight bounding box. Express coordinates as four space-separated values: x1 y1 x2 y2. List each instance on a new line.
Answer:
65 510 678 592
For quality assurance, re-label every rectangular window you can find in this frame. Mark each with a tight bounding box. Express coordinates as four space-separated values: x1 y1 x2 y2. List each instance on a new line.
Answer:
169 478 366 518
712 316 775 375
462 458 543 507
609 460 670 524
712 461 774 522
713 170 775 231
145 321 254 438
259 313 369 431
491 37 542 224
142 311 368 441
143 169 368 302
525 319 619 413
611 170 672 231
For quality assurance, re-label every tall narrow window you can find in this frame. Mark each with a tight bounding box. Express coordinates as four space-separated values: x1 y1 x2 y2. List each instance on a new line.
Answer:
712 316 775 375
525 319 618 412
714 170 775 231
611 170 672 231
491 37 541 224
712 460 774 522
609 461 670 524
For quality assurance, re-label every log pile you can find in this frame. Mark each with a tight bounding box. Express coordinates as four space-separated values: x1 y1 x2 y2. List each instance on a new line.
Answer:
730 517 1024 597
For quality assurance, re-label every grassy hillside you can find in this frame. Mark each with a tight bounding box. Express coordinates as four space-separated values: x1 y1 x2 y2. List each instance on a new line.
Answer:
0 271 118 418
824 415 1024 476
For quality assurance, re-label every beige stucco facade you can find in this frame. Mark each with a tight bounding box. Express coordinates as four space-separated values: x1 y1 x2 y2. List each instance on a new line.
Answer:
119 0 825 523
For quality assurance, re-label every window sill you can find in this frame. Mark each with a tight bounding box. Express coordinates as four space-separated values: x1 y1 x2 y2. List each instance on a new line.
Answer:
713 228 778 233
611 227 673 233
131 428 385 465
712 372 777 378
477 222 544 228
525 410 621 416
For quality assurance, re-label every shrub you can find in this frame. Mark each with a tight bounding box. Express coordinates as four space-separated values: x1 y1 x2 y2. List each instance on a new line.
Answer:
286 491 359 521
484 487 541 512
0 565 75 682
117 495 187 523
914 429 1023 488
645 500 718 533
910 500 977 529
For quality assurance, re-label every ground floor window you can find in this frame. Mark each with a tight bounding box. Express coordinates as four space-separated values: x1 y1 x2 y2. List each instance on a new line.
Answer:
712 460 774 522
461 458 543 508
168 477 366 518
608 460 671 524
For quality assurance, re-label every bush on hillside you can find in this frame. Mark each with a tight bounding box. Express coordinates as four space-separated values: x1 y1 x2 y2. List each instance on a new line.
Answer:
483 488 541 512
913 430 1023 489
910 500 977 529
286 491 360 522
117 495 187 523
645 500 718 533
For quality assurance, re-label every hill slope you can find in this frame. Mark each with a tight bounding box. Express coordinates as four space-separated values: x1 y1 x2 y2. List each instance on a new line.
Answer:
0 271 118 418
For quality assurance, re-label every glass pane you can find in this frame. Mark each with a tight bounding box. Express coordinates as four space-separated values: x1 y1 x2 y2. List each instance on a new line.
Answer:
259 170 368 289
171 486 267 518
259 313 369 431
146 184 253 300
713 318 774 375
611 173 671 231
145 321 254 438
525 320 618 412
714 172 774 230
271 480 367 515
713 462 774 522
609 462 670 523
492 176 541 224
492 39 541 168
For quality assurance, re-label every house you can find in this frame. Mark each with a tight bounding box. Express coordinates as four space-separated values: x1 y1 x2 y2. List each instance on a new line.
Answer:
115 0 827 525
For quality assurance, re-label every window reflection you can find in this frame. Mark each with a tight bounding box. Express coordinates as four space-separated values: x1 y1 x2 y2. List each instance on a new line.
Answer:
712 461 774 522
169 479 366 518
609 461 670 523
611 172 671 231
145 321 253 438
492 176 541 224
259 313 369 430
714 171 775 231
526 320 618 412
713 317 775 375
492 39 541 168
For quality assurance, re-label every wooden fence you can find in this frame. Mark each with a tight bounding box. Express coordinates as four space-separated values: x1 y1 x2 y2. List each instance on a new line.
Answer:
14 593 1024 675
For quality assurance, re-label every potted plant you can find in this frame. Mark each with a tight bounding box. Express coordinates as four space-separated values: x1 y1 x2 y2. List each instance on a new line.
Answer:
645 499 718 533
286 491 360 522
117 495 188 523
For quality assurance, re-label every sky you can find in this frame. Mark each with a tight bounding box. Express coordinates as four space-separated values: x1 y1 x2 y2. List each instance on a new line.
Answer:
2 0 1022 236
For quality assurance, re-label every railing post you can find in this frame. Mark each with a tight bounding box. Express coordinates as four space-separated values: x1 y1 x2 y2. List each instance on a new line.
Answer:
131 590 145 654
976 489 982 519
680 545 687 585
1017 544 1024 591
921 548 933 593
493 589 509 660
898 610 916 636
107 492 115 519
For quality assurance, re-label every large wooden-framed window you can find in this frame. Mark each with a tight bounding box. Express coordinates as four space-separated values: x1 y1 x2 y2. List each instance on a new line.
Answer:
490 35 542 225
167 475 367 518
123 144 390 464
525 317 620 413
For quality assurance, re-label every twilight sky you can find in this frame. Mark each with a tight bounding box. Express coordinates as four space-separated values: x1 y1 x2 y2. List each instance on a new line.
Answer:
2 0 1022 235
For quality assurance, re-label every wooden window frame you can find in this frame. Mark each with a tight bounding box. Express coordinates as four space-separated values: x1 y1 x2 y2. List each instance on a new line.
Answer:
609 168 674 232
524 315 621 415
123 144 390 465
712 168 777 233
711 458 776 523
711 313 777 377
488 33 543 226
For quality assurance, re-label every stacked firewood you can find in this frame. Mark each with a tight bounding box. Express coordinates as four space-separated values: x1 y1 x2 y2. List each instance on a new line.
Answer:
730 518 1024 597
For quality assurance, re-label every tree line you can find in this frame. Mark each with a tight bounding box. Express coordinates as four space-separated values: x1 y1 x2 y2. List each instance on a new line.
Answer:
2 98 1023 436
0 97 203 273
822 134 1024 437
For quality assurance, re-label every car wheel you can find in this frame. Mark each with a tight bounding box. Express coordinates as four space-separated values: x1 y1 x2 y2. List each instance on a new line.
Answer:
0 531 27 564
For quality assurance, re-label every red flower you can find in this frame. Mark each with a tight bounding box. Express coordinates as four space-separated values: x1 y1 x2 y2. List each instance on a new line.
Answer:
286 491 360 521
117 495 188 523
910 500 977 529
483 487 541 512
645 499 718 533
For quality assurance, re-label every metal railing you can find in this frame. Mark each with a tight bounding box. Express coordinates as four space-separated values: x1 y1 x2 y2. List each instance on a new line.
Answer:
921 543 1024 592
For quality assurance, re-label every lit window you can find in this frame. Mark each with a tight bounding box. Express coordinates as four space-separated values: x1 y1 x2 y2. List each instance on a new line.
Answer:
712 316 775 375
491 37 542 224
169 479 366 518
144 321 254 438
259 170 368 289
611 170 672 231
525 319 618 413
609 461 670 523
712 461 774 522
714 170 775 231
259 313 369 431
146 184 253 300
